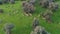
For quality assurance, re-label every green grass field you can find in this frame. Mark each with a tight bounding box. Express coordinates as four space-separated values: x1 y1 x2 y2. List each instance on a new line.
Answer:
0 0 60 34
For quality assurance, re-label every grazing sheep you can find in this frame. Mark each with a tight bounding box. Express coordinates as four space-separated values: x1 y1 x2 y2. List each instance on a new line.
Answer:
9 0 15 4
32 17 39 29
0 9 4 13
4 23 14 34
48 2 59 12
30 26 50 34
22 1 35 16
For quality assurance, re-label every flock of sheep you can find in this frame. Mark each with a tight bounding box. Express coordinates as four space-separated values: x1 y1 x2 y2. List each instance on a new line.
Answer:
0 0 15 4
22 0 59 34
0 0 59 34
